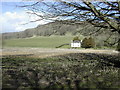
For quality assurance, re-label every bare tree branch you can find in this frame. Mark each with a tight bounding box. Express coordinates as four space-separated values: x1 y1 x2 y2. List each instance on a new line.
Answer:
18 0 120 50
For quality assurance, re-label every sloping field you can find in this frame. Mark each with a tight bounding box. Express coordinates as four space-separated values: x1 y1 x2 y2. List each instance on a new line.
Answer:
3 35 76 48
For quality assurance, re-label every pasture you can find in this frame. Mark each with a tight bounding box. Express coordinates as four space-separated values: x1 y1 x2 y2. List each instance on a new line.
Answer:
3 35 76 48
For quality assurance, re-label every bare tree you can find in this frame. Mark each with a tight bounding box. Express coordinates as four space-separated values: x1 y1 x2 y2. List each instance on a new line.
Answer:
19 0 120 51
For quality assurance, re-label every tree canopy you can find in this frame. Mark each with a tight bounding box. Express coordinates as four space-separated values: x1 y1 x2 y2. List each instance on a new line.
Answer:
20 0 120 51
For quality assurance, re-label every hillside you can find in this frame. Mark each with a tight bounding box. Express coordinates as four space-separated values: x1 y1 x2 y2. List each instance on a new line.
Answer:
2 20 119 48
2 20 100 39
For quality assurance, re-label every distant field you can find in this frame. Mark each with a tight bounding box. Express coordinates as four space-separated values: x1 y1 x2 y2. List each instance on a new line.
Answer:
3 35 81 48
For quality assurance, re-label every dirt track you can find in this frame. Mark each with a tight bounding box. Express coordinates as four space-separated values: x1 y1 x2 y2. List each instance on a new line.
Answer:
1 47 119 58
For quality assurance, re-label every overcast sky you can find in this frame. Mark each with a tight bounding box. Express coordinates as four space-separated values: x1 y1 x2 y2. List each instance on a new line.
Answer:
0 1 50 33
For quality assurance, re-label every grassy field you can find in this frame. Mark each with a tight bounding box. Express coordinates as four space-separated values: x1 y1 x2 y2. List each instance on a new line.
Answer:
3 35 116 49
2 35 120 89
2 53 120 89
3 35 79 48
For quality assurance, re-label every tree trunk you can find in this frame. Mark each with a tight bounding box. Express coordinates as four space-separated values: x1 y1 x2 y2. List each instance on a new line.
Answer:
117 38 120 51
117 31 120 51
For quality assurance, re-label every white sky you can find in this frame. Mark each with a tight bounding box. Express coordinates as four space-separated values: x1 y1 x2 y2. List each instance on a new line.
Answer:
0 2 50 33
0 11 50 33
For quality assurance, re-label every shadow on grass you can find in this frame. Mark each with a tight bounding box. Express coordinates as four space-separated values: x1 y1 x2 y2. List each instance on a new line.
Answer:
2 53 120 89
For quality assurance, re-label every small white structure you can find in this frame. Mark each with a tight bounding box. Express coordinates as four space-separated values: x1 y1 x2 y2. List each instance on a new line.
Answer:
71 40 81 48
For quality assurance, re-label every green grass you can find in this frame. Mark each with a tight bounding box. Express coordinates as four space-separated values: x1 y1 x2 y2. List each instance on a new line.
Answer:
3 35 116 49
3 35 77 48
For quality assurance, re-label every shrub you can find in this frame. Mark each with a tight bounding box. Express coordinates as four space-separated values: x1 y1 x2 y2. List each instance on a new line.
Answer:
81 37 95 48
88 37 95 48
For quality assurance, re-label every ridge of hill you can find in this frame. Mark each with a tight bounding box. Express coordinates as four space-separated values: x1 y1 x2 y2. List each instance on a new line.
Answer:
2 20 100 39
